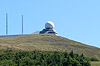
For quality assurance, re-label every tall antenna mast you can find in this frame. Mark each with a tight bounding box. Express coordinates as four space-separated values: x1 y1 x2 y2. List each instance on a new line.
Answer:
22 15 23 35
6 13 8 35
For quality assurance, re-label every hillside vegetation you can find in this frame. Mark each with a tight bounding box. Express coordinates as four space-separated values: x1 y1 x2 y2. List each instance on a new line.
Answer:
0 50 91 66
0 34 100 59
91 61 100 66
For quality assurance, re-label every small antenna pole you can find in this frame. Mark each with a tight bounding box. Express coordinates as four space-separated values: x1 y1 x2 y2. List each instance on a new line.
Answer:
22 15 23 35
6 13 8 35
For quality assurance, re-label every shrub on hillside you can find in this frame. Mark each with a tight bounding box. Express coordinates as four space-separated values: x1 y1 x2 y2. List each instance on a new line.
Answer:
90 57 99 61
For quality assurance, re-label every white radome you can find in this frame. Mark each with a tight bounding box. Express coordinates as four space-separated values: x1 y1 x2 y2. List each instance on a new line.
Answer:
45 21 55 29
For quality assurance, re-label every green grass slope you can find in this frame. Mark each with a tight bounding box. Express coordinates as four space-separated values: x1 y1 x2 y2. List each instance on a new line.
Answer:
91 61 100 66
0 34 100 59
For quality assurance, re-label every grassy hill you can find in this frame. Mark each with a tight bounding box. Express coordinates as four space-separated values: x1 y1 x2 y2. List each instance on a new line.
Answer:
0 34 100 59
91 61 100 66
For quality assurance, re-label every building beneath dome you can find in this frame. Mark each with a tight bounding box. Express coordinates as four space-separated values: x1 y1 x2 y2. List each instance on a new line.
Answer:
39 21 58 35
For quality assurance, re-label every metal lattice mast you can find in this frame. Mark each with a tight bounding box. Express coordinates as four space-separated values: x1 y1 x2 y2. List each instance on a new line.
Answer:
22 15 23 35
6 13 8 35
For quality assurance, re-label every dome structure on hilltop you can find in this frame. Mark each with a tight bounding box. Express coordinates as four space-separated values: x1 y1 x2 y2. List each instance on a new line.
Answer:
45 21 55 29
33 21 58 35
40 21 58 35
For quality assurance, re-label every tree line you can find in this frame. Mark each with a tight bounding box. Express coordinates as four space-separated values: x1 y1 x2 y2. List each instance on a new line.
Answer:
0 49 98 66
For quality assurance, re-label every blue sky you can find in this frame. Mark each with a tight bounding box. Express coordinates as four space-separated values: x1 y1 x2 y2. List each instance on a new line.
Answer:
0 0 100 48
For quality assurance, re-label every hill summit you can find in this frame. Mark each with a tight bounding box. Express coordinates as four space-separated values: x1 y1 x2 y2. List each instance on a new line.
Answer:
0 34 100 59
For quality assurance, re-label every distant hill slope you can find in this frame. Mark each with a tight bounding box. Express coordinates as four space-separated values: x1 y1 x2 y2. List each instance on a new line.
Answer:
0 34 100 59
